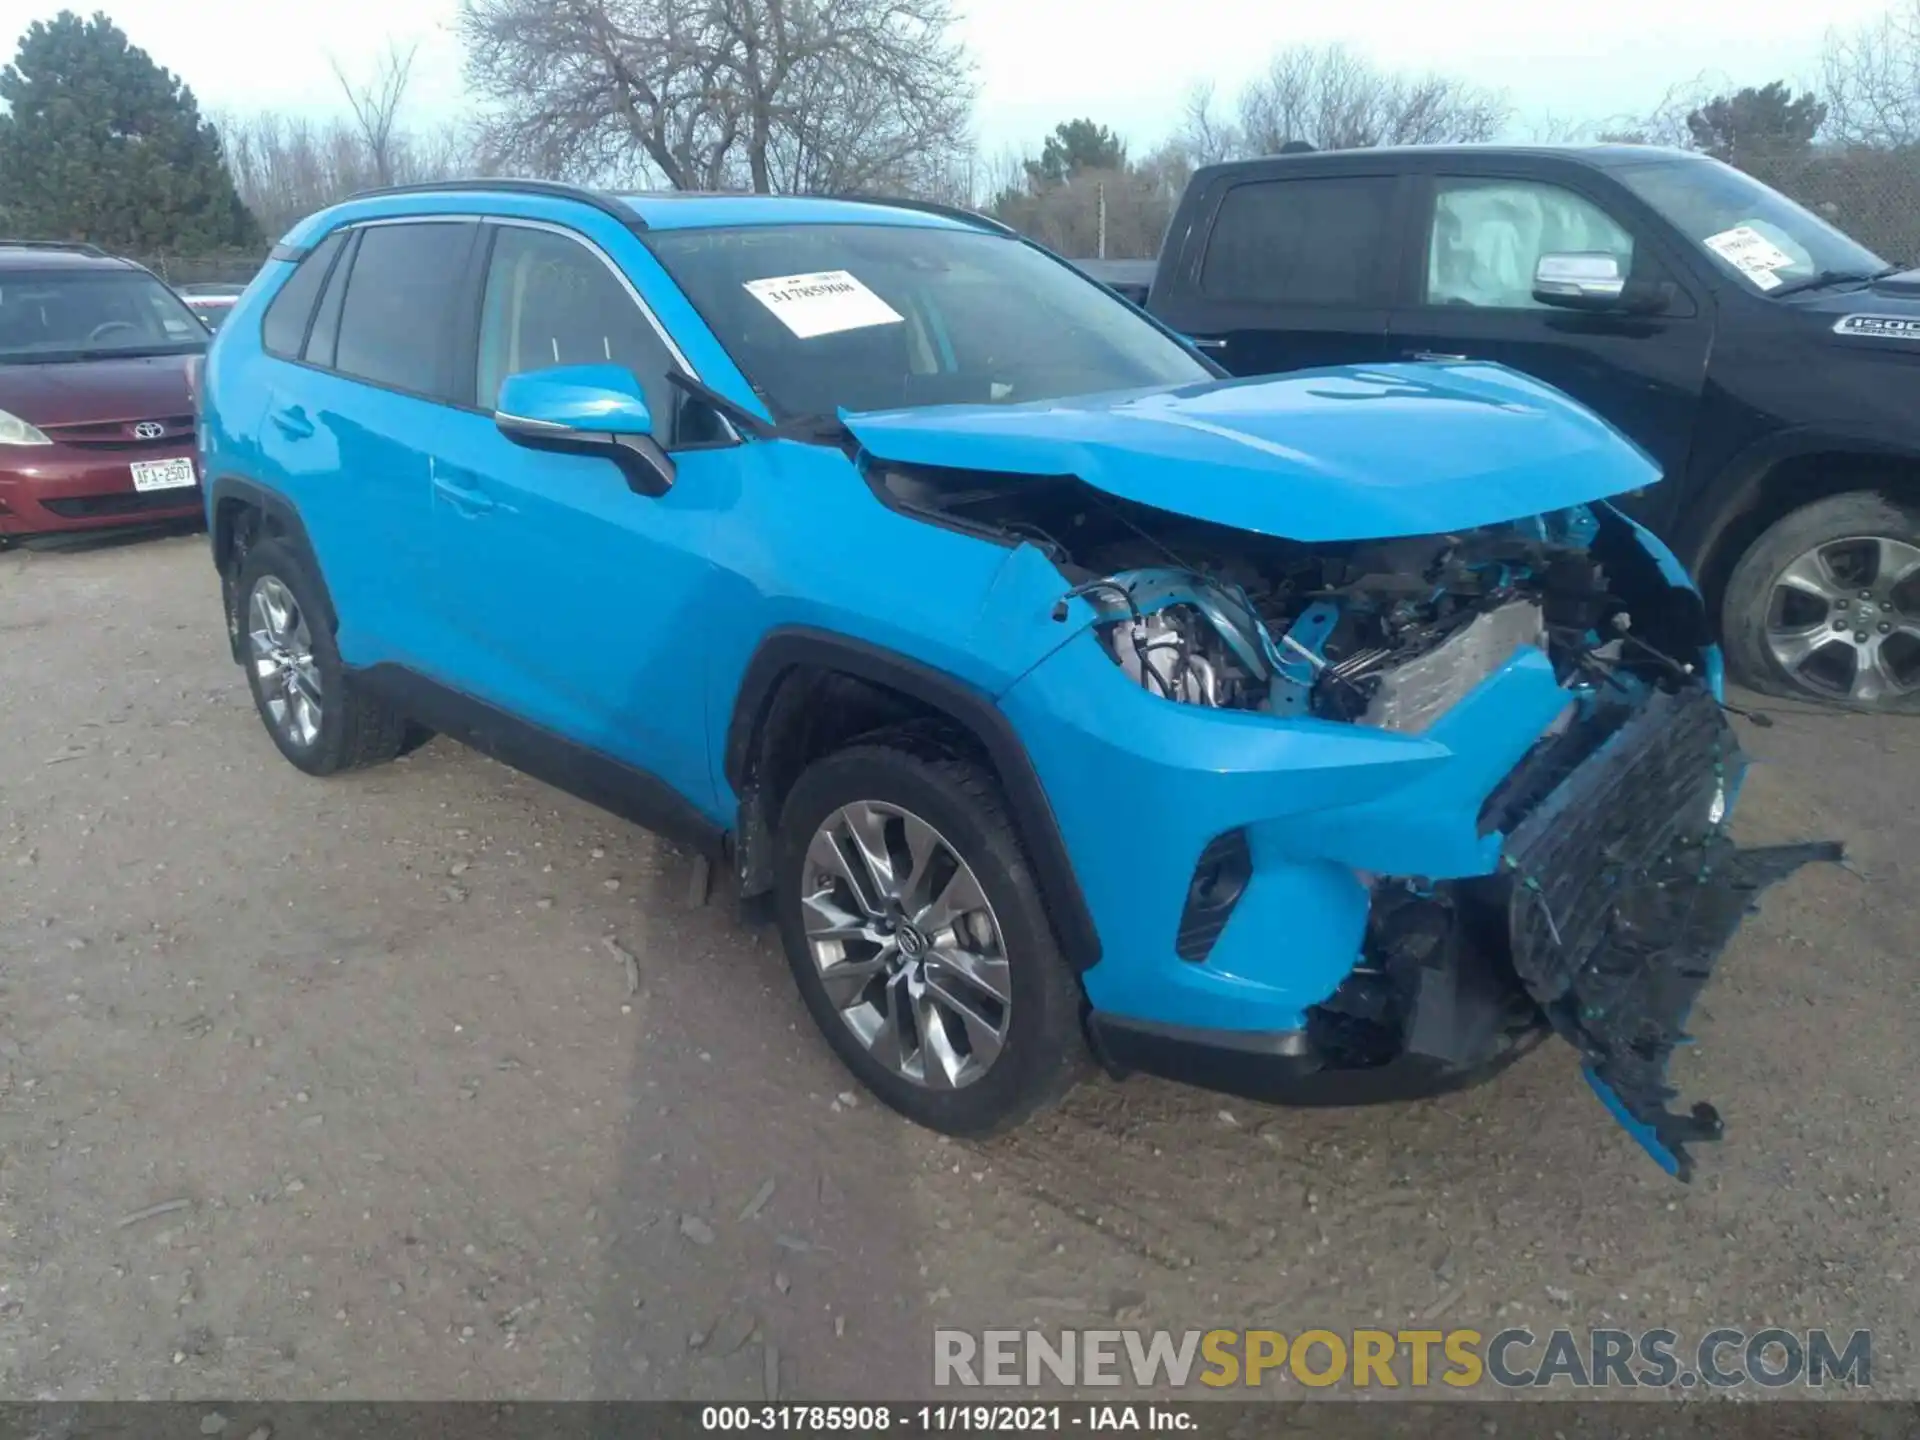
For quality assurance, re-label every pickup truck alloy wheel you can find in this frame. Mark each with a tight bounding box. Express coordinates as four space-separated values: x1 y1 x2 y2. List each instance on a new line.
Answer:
1764 534 1920 703
801 800 1012 1090
1723 491 1920 712
248 576 324 748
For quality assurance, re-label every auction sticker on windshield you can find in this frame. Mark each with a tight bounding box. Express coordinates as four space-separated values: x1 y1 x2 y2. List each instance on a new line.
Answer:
130 457 196 492
744 270 904 339
1702 225 1798 290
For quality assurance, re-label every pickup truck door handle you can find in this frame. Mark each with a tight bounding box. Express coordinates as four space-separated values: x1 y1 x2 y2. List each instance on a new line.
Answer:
1407 350 1470 363
268 404 314 441
1189 336 1229 350
430 463 497 517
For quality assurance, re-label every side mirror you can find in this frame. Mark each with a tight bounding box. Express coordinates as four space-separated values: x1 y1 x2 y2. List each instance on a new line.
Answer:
1533 252 1626 309
494 364 675 497
1532 252 1671 316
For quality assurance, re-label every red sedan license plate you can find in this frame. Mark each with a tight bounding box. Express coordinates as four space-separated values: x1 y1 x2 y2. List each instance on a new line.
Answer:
130 457 196 492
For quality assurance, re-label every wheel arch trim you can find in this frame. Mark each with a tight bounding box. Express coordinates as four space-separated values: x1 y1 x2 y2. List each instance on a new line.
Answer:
724 626 1103 972
1678 426 1920 589
207 474 336 642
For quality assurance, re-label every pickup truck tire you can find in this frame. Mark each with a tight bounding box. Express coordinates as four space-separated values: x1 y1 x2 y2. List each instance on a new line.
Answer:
1722 491 1920 712
236 537 411 775
775 726 1086 1136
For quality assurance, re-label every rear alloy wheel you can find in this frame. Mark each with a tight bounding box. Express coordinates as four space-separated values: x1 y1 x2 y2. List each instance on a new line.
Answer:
774 729 1086 1135
1723 492 1920 712
249 575 325 750
234 536 410 775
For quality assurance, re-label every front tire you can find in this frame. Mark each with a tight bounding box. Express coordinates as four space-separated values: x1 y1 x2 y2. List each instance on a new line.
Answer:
1721 490 1920 712
235 537 409 775
774 728 1086 1136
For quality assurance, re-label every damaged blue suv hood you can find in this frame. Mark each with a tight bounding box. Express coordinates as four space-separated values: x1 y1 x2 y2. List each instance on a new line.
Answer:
842 362 1661 541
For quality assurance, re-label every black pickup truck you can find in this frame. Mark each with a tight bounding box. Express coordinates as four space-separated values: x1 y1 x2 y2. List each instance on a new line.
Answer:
1094 145 1920 712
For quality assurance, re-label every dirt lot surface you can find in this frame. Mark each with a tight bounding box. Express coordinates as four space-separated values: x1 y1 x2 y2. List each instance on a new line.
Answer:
1 532 1915 1403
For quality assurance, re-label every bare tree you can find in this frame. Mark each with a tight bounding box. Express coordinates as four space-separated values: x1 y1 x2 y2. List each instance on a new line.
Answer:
1231 44 1507 153
329 41 420 188
1176 81 1240 166
1823 0 1920 147
458 0 976 194
216 104 475 238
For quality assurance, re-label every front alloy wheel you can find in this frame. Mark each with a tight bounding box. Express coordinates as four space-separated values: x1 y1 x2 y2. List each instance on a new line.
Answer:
773 731 1086 1135
248 575 324 748
801 800 1013 1090
1764 535 1920 704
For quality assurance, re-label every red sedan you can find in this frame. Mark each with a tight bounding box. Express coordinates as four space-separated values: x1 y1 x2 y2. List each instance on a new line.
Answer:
0 242 208 543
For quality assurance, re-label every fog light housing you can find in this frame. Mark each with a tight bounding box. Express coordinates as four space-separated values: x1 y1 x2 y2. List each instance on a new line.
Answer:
1175 829 1252 963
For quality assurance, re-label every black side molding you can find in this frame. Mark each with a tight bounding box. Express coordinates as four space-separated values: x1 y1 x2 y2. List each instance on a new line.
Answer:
724 627 1102 971
354 664 727 858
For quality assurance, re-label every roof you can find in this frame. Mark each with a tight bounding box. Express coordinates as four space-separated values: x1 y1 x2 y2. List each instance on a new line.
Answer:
303 180 1006 246
1192 142 1704 183
0 244 137 273
615 192 993 232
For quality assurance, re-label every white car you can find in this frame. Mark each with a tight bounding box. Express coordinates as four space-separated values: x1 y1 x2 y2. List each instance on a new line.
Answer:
176 283 246 331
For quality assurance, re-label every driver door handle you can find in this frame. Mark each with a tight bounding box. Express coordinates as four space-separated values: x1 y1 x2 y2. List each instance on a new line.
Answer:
430 463 497 517
1408 350 1470 363
1189 336 1229 350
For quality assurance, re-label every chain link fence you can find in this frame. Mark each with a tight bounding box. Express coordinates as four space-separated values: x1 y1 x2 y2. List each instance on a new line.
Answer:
1747 150 1920 267
129 252 267 287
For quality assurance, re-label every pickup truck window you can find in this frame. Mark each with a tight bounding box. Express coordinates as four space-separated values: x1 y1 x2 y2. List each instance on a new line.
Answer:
1199 177 1394 307
1426 179 1635 310
1615 156 1886 292
650 224 1210 419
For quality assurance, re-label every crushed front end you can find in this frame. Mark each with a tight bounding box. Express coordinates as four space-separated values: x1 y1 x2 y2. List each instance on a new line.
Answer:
962 480 1841 1180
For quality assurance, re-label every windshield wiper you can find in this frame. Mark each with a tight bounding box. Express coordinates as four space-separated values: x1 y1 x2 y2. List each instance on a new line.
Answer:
1770 265 1899 298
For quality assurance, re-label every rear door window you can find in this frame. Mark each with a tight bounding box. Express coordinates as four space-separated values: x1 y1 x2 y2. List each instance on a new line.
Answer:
260 230 345 359
332 221 478 401
1200 177 1397 307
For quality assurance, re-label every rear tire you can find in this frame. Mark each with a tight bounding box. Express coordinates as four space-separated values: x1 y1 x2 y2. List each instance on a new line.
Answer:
1721 491 1920 712
236 537 409 775
774 726 1086 1136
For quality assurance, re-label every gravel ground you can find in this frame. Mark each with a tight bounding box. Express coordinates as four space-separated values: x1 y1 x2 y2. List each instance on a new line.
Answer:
0 532 1914 1402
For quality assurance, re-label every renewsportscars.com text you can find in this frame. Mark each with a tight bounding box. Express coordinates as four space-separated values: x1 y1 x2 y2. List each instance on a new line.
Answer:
933 1327 1871 1390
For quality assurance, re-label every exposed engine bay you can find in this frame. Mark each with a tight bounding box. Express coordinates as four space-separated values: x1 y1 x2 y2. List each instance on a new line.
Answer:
874 464 1714 726
870 460 1840 1182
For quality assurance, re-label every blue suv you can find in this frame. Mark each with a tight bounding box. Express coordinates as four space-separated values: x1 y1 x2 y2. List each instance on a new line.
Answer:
200 180 1835 1179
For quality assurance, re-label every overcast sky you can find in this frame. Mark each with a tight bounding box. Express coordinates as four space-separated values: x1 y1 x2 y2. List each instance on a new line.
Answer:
0 0 1898 158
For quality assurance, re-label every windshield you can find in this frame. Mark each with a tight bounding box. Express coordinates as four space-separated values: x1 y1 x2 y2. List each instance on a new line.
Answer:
647 224 1211 418
0 270 209 362
1615 157 1888 294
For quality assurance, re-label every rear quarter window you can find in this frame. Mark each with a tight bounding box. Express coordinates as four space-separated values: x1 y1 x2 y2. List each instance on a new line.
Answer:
260 231 346 358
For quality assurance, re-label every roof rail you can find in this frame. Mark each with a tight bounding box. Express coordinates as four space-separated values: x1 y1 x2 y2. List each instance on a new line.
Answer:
345 177 648 232
819 194 1017 237
0 238 109 257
